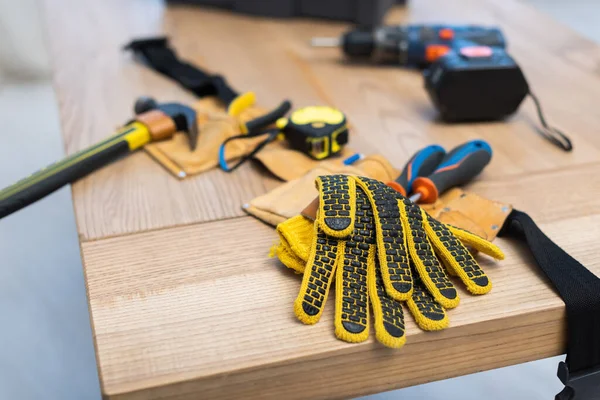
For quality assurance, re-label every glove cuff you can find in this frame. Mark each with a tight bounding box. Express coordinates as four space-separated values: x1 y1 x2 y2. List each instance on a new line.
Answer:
275 215 315 272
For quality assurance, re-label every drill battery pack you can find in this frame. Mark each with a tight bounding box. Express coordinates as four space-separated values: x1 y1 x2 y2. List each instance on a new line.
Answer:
424 46 530 122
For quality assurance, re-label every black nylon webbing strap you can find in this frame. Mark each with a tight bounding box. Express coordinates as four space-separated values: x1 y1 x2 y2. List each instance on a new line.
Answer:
499 210 600 400
124 37 239 105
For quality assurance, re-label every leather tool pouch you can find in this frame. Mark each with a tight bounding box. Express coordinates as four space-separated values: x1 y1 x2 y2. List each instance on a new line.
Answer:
244 155 396 226
144 99 268 178
245 156 512 241
144 98 355 180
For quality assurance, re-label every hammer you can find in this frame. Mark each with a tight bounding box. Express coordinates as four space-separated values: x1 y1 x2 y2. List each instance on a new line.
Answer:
0 97 197 219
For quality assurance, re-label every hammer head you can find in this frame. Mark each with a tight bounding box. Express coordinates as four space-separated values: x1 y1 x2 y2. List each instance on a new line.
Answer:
134 97 198 151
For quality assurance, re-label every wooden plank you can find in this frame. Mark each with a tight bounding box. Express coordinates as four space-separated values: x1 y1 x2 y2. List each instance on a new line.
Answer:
41 0 600 240
467 162 600 224
81 213 600 399
108 317 564 400
69 153 274 240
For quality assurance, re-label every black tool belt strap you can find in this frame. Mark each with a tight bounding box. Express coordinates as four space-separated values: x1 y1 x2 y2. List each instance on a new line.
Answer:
499 210 600 400
124 37 239 105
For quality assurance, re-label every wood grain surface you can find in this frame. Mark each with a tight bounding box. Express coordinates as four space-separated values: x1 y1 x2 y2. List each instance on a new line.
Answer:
39 0 600 398
81 214 600 399
42 0 600 240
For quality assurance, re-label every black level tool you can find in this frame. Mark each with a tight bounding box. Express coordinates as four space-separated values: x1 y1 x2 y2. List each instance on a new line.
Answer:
0 98 197 219
219 104 349 172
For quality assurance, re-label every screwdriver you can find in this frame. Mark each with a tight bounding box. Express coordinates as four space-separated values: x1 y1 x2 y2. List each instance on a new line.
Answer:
303 145 445 220
386 145 446 196
409 140 492 203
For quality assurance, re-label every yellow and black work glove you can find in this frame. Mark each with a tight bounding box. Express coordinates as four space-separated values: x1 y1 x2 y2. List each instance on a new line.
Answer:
277 192 442 348
274 175 504 347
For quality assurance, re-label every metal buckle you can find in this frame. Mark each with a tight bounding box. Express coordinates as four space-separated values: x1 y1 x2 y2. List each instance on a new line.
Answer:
556 361 600 400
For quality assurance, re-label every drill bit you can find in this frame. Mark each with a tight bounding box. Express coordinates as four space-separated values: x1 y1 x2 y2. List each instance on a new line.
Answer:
310 37 341 47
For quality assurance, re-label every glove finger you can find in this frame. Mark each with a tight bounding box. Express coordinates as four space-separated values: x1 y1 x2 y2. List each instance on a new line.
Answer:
294 225 340 325
273 242 306 273
316 174 355 238
369 258 406 348
406 269 448 331
398 195 460 309
354 177 413 301
423 212 492 295
448 225 505 260
276 215 315 263
335 186 372 343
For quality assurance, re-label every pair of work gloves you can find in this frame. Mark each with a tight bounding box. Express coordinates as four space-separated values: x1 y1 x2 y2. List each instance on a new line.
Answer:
273 174 505 348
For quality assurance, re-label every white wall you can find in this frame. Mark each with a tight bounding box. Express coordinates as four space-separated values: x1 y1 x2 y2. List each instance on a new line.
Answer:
0 0 51 82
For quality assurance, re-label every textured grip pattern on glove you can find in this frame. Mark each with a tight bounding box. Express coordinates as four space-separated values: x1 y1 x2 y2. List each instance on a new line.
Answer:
399 196 459 309
448 225 505 261
335 187 373 342
358 177 413 301
295 228 339 324
317 175 355 237
407 271 448 331
425 214 491 295
370 259 407 347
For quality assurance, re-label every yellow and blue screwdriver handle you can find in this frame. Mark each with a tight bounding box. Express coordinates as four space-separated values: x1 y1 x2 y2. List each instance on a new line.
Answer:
0 106 193 219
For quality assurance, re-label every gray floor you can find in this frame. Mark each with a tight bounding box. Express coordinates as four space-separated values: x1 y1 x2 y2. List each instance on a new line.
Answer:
0 83 101 399
0 1 597 399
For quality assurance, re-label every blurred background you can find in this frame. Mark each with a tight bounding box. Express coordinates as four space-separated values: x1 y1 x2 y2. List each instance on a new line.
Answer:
0 0 596 399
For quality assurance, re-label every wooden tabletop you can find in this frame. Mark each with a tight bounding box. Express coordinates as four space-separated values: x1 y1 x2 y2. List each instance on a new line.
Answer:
41 0 600 398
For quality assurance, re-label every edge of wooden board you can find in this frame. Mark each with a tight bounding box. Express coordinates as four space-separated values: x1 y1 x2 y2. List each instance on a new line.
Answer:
106 309 564 400
81 213 600 399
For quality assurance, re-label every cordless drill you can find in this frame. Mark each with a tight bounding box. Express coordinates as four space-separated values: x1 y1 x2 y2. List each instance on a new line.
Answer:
312 24 531 124
312 24 506 67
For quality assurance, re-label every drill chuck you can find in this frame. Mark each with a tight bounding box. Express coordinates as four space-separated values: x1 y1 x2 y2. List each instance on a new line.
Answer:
341 30 376 58
311 27 410 63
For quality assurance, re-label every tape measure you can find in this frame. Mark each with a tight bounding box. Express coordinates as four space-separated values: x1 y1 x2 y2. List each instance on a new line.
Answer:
276 106 349 160
219 101 349 172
